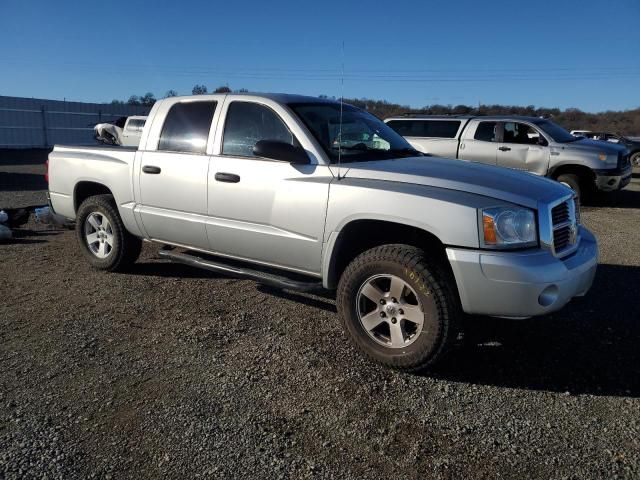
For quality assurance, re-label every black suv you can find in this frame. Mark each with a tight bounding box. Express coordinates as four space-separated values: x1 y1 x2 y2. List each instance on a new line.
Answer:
579 132 640 166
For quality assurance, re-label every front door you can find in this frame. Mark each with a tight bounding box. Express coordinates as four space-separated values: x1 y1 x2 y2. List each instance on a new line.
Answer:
137 100 218 250
206 100 330 274
497 122 550 175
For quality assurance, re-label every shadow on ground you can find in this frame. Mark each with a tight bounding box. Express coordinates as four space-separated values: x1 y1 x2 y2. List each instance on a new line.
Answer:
1 227 62 244
585 188 640 209
433 264 640 397
123 261 225 279
257 284 337 313
0 148 51 166
0 172 48 192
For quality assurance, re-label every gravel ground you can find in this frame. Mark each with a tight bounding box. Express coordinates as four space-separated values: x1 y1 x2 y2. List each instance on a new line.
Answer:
1 152 639 479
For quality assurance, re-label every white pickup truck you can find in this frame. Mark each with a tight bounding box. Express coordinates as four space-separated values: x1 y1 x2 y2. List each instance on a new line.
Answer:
47 94 598 371
385 115 632 200
94 116 147 146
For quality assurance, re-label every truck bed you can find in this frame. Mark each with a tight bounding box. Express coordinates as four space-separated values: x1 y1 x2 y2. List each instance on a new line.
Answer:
48 144 138 222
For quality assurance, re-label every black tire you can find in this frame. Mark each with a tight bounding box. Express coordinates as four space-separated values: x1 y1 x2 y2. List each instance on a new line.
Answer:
555 173 582 200
631 152 640 168
76 194 142 271
336 244 461 372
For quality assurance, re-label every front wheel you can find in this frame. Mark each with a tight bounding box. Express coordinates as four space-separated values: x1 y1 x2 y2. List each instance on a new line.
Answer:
555 173 582 200
631 152 640 168
336 244 461 372
76 194 142 271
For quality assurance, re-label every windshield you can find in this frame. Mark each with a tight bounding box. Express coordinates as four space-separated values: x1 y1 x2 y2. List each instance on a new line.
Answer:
288 102 418 162
533 119 578 143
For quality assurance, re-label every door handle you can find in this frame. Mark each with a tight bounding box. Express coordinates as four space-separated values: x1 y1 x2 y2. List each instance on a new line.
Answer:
498 146 511 152
215 172 240 183
142 165 161 174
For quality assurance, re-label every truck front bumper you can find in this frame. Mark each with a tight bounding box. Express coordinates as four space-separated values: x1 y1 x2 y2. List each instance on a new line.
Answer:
446 227 598 318
594 165 632 191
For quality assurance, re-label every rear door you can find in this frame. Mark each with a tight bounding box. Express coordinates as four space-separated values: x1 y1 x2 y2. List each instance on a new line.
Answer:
497 121 550 175
458 120 499 165
136 100 218 250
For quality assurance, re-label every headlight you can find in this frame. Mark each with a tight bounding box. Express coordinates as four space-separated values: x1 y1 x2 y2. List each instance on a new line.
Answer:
481 206 537 249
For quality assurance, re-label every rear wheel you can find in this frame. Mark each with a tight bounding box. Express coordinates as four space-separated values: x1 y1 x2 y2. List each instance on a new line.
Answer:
337 244 461 372
76 194 141 271
631 152 640 168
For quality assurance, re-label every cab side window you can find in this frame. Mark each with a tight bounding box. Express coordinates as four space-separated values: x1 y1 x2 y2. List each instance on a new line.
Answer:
158 101 217 154
222 102 294 157
474 122 498 142
503 122 540 145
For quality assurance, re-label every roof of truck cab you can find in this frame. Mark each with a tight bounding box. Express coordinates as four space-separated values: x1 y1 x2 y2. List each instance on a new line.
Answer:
385 114 548 123
167 93 339 104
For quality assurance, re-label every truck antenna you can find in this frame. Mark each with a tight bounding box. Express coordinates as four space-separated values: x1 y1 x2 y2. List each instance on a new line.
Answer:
337 40 345 180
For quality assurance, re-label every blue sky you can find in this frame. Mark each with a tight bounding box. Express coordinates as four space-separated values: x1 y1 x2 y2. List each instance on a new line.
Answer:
0 0 638 111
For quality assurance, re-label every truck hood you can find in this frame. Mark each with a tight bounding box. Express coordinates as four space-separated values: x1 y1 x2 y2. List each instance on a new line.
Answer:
561 138 627 154
338 156 570 209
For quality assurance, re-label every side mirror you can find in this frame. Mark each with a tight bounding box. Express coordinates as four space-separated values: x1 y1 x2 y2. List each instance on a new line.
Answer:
538 136 548 147
253 140 310 164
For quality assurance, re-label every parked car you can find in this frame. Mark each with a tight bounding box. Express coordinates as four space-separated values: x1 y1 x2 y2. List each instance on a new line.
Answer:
570 130 592 137
572 131 640 166
386 115 632 200
94 116 147 147
47 94 598 371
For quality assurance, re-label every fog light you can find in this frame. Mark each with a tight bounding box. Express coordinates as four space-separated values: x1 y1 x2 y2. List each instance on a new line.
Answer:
538 285 559 307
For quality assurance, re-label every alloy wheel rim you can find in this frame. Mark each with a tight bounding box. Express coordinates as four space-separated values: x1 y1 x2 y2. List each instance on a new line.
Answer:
356 274 424 349
84 212 114 259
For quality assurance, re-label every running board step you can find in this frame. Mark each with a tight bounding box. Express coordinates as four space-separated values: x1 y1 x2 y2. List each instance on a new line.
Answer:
158 250 323 293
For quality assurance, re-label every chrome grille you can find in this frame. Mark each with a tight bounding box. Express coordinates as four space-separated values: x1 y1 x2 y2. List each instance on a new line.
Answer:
551 199 578 255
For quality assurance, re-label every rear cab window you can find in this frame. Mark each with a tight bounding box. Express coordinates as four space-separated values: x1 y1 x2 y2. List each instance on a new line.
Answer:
158 101 217 154
126 118 146 132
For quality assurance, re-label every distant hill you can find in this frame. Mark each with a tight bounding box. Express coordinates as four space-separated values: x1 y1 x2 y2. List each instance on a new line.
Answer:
119 87 640 136
345 98 640 136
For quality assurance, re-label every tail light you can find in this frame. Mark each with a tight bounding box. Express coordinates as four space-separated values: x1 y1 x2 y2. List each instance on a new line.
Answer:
45 159 49 183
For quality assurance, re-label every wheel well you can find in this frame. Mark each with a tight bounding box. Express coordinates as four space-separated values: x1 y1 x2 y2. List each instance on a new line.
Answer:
326 220 450 289
550 164 595 187
74 182 113 212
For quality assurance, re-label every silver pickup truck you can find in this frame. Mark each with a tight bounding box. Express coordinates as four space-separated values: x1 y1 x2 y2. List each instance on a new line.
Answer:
48 94 598 371
385 115 632 200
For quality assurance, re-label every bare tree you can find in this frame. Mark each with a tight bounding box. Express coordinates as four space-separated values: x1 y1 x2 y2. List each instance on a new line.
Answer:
141 92 156 106
192 84 208 95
